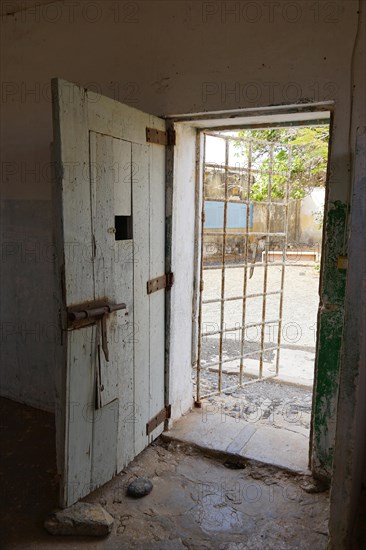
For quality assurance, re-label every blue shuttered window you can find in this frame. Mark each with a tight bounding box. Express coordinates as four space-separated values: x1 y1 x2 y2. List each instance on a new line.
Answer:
204 201 253 229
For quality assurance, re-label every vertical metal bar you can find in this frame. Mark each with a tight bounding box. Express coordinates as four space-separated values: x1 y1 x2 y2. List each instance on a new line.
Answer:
259 144 273 378
218 137 229 393
196 134 206 404
276 145 292 374
239 140 252 385
191 132 203 386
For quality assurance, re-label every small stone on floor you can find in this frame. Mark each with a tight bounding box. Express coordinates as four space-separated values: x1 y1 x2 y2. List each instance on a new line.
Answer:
127 477 153 498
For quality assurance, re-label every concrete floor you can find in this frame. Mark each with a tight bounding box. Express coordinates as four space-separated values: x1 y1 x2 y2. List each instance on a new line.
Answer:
85 441 330 550
1 397 329 549
2 396 366 549
164 405 309 474
187 379 312 474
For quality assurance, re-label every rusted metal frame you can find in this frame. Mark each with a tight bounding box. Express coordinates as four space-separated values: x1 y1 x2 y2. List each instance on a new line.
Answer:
205 132 305 149
205 163 288 179
196 135 292 400
259 144 274 379
203 119 330 134
239 140 252 385
203 261 288 271
200 113 330 134
202 290 282 305
164 119 176 427
217 137 230 393
204 196 286 207
203 261 294 271
276 146 292 374
259 261 318 267
191 131 203 383
203 344 280 370
200 374 279 400
204 231 286 237
192 131 205 406
201 318 281 338
196 134 207 405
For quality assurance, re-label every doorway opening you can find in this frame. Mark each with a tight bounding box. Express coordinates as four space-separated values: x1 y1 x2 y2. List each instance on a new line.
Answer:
192 122 330 471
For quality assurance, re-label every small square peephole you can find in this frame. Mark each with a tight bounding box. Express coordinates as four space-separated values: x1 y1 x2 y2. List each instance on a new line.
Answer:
115 216 133 240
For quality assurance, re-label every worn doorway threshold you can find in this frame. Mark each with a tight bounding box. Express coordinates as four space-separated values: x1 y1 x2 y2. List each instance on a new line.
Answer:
164 403 310 475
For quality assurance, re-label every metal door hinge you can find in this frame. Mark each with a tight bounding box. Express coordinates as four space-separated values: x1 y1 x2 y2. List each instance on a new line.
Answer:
147 272 174 294
146 405 171 435
146 127 176 146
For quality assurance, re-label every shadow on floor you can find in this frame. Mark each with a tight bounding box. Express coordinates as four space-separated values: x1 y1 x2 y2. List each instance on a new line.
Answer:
1 398 114 549
0 397 331 549
0 398 59 547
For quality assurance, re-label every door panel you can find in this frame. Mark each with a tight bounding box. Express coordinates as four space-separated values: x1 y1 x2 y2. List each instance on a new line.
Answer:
116 241 135 472
149 146 166 441
90 132 132 409
91 398 118 487
131 143 151 455
65 326 95 504
52 79 166 506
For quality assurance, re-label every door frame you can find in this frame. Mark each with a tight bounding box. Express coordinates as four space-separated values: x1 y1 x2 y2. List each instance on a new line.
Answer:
165 102 335 478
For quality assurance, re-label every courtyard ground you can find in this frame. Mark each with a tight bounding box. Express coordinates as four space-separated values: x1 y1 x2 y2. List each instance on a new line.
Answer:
197 263 320 394
190 263 319 474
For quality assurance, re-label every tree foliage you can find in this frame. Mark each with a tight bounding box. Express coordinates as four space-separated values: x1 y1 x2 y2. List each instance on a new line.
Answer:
234 126 329 201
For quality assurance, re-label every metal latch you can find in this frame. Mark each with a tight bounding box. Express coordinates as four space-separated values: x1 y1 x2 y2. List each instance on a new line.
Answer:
337 255 348 270
249 237 266 279
147 272 174 295
146 127 176 146
146 405 171 435
67 302 126 361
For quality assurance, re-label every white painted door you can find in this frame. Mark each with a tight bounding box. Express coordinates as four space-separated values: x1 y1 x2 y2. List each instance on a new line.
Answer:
52 79 166 507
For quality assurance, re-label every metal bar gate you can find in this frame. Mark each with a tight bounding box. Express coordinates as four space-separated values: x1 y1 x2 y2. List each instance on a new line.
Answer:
195 132 292 404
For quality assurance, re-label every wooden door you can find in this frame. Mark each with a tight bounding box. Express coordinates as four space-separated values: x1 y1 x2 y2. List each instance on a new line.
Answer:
52 79 166 507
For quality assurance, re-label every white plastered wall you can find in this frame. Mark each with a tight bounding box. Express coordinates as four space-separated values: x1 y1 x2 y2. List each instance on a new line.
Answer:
168 124 197 420
0 0 362 419
0 1 365 540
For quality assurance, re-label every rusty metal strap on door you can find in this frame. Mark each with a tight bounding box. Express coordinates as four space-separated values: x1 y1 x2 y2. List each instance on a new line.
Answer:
147 272 174 294
146 405 171 435
146 127 176 146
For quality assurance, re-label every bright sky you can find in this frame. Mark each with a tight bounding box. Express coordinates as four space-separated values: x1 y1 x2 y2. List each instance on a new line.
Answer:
205 134 247 166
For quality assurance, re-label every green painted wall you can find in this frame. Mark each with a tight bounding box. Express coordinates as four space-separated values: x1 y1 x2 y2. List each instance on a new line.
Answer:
311 201 348 480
